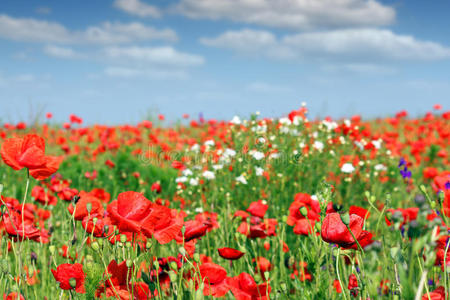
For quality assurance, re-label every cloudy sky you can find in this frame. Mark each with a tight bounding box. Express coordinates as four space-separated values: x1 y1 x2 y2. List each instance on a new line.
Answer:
0 0 449 124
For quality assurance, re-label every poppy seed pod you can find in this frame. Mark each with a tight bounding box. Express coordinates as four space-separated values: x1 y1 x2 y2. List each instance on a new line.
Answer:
340 213 350 226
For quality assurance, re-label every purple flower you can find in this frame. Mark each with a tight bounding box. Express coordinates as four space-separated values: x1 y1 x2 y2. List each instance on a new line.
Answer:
445 181 450 190
400 167 412 179
398 158 407 168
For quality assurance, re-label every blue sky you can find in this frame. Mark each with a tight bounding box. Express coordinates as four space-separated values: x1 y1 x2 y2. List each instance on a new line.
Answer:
0 0 449 124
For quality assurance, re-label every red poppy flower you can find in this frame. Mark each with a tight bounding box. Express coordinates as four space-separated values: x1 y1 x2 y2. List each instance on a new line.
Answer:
3 292 25 300
422 286 446 300
1 134 62 180
179 219 212 242
67 191 104 221
321 213 371 249
107 191 153 233
253 257 272 273
107 191 183 244
218 247 245 260
51 263 86 293
348 274 358 297
227 272 271 300
287 193 320 235
31 186 57 206
199 263 230 297
333 279 342 293
2 211 41 242
246 200 268 218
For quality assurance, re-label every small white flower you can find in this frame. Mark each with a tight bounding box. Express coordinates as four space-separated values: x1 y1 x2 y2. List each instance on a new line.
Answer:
182 169 193 176
252 151 265 161
195 207 204 213
255 167 264 176
224 148 236 157
230 115 242 125
341 163 355 174
176 176 188 183
204 139 215 147
372 140 382 149
202 171 215 180
236 174 248 184
189 178 199 186
374 164 387 171
212 164 223 170
190 144 200 152
313 141 324 151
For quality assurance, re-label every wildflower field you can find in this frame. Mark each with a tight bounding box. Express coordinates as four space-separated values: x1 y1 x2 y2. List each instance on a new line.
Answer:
0 105 449 300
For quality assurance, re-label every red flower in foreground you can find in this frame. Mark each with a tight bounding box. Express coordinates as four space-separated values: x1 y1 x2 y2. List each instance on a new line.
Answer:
227 272 271 300
422 286 446 300
0 134 62 180
199 263 230 297
3 292 25 300
321 213 373 249
2 211 42 242
218 247 245 260
51 263 86 293
107 191 183 244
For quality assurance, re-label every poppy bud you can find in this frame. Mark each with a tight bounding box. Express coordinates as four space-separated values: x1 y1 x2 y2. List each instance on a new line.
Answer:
69 278 77 289
168 270 177 282
125 242 131 248
103 225 109 235
153 260 160 269
49 245 56 255
146 241 152 250
91 242 100 252
340 213 350 226
315 222 321 232
126 259 133 268
170 261 178 270
281 215 288 222
264 271 270 279
193 253 200 263
0 259 8 273
179 247 187 256
0 205 5 215
86 202 92 213
438 191 445 203
120 234 127 243
299 206 308 217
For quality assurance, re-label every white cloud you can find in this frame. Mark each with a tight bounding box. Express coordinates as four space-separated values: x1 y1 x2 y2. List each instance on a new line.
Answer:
201 28 450 62
44 45 80 59
114 0 161 18
0 14 177 44
323 63 396 75
103 46 205 67
282 29 450 61
200 29 295 59
82 22 177 44
104 67 188 79
174 0 395 30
